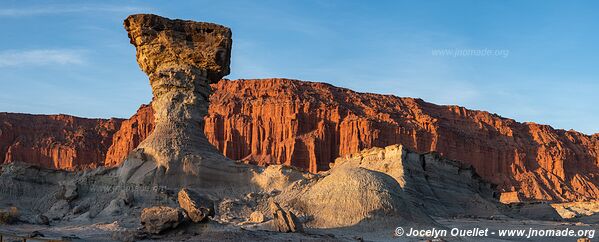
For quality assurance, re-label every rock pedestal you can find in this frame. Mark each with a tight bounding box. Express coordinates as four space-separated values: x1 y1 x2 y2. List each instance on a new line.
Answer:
124 14 231 171
119 14 255 189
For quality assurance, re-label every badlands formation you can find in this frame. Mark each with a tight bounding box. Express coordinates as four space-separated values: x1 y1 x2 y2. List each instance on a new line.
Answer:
3 80 599 202
0 14 597 241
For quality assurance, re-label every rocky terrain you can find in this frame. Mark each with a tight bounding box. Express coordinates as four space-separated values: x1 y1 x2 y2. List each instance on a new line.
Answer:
2 78 598 201
0 144 595 241
0 13 596 242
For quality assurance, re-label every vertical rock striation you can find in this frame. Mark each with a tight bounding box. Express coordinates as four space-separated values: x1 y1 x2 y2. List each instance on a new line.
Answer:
104 104 154 167
103 78 598 201
203 79 599 201
0 112 121 170
2 77 598 201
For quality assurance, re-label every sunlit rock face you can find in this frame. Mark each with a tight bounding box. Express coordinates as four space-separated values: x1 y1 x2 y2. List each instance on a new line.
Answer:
2 77 598 201
123 14 232 172
104 104 154 167
107 78 599 202
0 112 121 170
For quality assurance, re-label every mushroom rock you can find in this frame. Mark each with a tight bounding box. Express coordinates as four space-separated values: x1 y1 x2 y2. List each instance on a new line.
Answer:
124 13 231 168
118 14 252 189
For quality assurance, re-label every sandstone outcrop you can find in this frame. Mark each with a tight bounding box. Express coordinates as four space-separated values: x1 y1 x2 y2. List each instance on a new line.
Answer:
327 144 499 218
104 104 153 167
1 11 597 241
0 113 121 170
269 201 303 233
140 206 186 234
117 14 258 191
499 191 522 204
3 78 598 202
177 188 214 222
122 14 232 172
203 79 599 202
103 79 599 201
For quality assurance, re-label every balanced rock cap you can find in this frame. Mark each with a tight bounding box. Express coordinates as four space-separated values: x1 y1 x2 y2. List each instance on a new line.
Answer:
124 14 232 81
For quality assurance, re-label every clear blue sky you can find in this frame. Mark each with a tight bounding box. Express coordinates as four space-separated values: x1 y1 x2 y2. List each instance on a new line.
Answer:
1 1 598 134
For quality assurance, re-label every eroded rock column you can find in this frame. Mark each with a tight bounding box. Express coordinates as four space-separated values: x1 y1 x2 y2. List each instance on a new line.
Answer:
123 14 231 172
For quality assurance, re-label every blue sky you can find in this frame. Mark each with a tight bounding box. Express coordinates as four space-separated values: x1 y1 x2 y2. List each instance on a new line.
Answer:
0 1 598 134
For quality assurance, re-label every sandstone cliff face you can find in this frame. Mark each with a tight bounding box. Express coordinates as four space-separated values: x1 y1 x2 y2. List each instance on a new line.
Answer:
104 104 154 167
0 113 121 169
104 78 599 201
205 79 598 201
2 78 598 201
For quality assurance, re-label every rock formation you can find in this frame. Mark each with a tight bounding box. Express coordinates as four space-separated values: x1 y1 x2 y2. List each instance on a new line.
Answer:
292 167 411 228
122 14 232 172
3 12 597 241
2 78 598 202
141 206 187 234
203 79 599 202
207 79 598 202
104 104 153 167
177 188 214 222
499 191 522 204
0 112 121 170
117 14 259 191
550 201 599 219
271 144 498 229
281 144 498 228
327 145 499 218
109 78 599 201
269 201 303 232
248 211 265 223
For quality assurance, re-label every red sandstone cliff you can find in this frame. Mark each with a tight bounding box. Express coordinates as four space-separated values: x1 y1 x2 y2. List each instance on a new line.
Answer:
104 104 154 167
2 79 598 201
0 113 121 170
204 79 598 201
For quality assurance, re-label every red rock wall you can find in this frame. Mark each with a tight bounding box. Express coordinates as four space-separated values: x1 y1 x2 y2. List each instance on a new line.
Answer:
104 104 154 167
201 79 598 201
2 78 598 201
0 113 121 170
